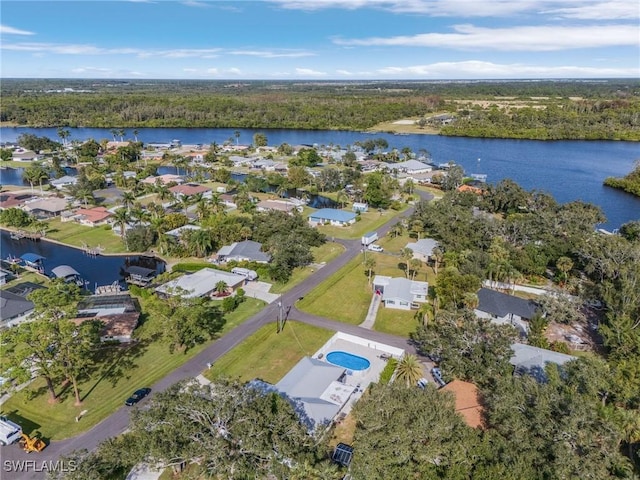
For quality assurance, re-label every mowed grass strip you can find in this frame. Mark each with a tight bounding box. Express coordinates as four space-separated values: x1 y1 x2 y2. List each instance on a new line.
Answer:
297 255 373 324
1 298 266 441
205 321 333 384
44 219 127 253
270 242 345 294
374 307 420 338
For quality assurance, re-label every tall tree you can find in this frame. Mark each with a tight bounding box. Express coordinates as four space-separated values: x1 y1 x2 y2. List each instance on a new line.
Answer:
394 354 423 387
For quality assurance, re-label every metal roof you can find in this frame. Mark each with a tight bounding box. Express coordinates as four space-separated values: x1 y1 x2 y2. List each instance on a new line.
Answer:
51 265 80 279
20 253 45 264
309 208 356 222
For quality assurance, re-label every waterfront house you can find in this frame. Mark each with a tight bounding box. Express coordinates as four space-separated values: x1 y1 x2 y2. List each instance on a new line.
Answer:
11 149 41 162
0 290 35 327
256 199 300 214
0 192 34 210
216 240 271 264
141 174 184 186
308 209 357 227
23 197 68 219
474 288 539 336
62 206 113 227
169 183 211 198
50 175 78 190
74 293 141 343
372 276 428 310
405 238 439 262
155 267 246 299
385 159 433 174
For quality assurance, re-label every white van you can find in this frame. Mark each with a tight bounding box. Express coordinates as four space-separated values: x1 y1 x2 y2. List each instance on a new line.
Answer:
231 267 258 281
0 416 22 446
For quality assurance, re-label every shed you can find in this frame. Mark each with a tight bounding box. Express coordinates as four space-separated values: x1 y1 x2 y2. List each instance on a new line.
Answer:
332 443 354 467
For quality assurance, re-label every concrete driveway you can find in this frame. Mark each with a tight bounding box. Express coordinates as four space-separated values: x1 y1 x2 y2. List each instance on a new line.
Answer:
242 281 280 304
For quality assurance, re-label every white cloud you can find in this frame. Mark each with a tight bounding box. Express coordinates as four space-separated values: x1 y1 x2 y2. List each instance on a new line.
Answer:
375 60 639 78
227 67 242 75
181 0 210 7
183 68 198 72
541 1 639 20
0 42 223 58
206 68 219 74
295 67 327 76
335 24 640 51
0 24 35 35
229 49 314 58
270 0 639 19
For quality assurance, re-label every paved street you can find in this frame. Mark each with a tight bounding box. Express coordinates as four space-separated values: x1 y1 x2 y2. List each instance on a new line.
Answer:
1 192 432 480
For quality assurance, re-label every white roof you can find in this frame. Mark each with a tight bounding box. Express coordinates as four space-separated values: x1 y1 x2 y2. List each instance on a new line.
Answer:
406 238 439 257
155 268 245 298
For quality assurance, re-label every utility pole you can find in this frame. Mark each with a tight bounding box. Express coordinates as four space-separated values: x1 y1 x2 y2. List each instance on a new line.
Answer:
276 297 284 333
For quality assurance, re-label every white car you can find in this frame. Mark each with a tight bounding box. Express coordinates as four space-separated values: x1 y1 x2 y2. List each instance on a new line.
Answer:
368 244 384 252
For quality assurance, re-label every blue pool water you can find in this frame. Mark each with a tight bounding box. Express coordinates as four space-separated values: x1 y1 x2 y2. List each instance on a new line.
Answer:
326 351 371 371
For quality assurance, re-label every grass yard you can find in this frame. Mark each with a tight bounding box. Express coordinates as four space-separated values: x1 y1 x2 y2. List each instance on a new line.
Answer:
44 219 127 253
374 307 420 338
316 206 409 240
297 255 373 325
0 298 266 441
270 242 345 294
204 321 333 384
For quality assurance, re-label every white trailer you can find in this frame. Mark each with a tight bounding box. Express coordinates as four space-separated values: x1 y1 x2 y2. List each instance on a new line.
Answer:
361 231 378 246
0 416 22 446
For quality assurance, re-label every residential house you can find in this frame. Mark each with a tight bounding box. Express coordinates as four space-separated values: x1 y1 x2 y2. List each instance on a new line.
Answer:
256 199 300 214
141 174 184 186
385 159 433 174
0 192 34 210
216 240 271 264
74 293 140 343
308 209 357 227
440 380 484 429
251 356 354 432
372 276 428 310
23 197 69 219
405 238 439 262
71 206 113 227
164 224 202 238
155 267 246 299
0 289 35 327
169 183 211 198
352 202 369 213
475 288 539 336
11 149 41 162
50 175 78 190
510 343 577 383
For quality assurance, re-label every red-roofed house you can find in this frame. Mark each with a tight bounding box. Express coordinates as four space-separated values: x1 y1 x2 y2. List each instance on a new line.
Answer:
73 206 113 227
169 183 211 198
440 380 485 429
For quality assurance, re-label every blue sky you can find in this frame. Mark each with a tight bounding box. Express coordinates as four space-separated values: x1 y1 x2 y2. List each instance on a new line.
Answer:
1 0 638 79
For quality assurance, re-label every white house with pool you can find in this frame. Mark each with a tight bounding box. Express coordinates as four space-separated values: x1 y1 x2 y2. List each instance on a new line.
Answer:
253 332 404 432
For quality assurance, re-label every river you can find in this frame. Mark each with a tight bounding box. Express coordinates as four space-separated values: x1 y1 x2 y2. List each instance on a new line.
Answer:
1 127 638 229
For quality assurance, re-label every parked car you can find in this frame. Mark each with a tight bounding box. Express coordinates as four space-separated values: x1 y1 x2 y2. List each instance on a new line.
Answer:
125 388 151 406
367 244 384 252
431 368 446 387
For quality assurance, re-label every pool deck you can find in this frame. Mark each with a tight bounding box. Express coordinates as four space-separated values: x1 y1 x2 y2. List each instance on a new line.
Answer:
312 332 405 417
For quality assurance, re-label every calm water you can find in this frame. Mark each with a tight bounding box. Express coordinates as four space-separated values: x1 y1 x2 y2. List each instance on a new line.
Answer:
1 127 639 229
0 230 165 292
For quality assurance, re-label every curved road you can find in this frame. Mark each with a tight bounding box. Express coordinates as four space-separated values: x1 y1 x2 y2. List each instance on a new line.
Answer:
2 193 432 480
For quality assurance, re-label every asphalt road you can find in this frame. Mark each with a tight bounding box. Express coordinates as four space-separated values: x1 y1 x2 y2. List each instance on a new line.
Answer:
1 192 433 480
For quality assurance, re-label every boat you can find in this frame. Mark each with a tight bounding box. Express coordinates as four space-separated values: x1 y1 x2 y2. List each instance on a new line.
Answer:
20 253 46 273
51 265 85 288
95 281 123 295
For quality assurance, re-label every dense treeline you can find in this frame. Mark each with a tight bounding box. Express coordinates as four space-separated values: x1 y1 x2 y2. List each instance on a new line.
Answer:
604 160 640 196
1 79 639 140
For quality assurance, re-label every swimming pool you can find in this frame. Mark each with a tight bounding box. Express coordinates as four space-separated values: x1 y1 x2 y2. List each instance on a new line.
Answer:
326 351 371 371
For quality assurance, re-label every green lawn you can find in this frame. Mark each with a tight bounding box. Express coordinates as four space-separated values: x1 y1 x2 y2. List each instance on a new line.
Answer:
0 298 266 441
297 255 373 324
204 321 333 384
44 219 127 254
315 206 409 240
374 307 420 338
270 242 345 294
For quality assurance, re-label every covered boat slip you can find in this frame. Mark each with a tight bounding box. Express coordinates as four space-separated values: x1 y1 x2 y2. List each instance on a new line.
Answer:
51 265 85 287
19 253 46 273
124 266 157 286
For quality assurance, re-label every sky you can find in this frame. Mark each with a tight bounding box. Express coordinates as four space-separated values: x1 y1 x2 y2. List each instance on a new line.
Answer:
1 0 639 80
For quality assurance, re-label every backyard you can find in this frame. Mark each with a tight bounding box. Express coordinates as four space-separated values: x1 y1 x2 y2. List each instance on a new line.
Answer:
316 206 409 240
0 298 266 440
44 219 127 254
204 321 334 384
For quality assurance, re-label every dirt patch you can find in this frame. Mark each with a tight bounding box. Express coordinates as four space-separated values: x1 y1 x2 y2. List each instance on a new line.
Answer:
546 310 605 354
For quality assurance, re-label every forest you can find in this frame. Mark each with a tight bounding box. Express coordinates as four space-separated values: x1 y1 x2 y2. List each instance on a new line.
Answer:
604 160 640 197
1 78 639 141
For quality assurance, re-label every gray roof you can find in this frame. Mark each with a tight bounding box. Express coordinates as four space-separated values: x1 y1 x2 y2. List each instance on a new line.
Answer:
217 240 271 263
52 265 81 279
155 268 245 298
275 357 352 430
373 276 428 303
477 288 539 320
0 290 34 322
510 343 576 383
406 238 439 257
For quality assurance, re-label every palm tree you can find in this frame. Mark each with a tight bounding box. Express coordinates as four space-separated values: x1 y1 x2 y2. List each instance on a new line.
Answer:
400 247 413 278
431 246 443 275
240 226 252 241
121 191 136 212
112 208 131 243
556 256 573 286
155 183 171 202
110 129 118 141
234 130 240 146
75 188 94 207
22 163 49 193
132 129 139 142
177 195 192 216
187 229 213 257
394 354 423 387
364 256 376 284
57 127 70 148
336 190 349 209
215 280 228 296
118 129 126 142
410 258 422 280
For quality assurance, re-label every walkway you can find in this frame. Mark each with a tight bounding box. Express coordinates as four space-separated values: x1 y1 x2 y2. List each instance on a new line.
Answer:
359 292 381 329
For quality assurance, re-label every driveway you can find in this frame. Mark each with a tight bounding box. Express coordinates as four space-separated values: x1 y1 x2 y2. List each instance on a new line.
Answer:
242 281 280 304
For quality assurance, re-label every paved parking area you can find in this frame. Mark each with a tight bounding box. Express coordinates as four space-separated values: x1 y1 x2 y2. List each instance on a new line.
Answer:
242 281 280 304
